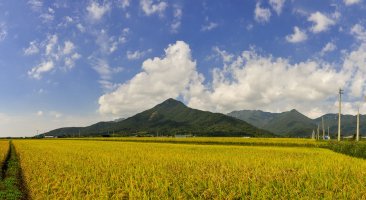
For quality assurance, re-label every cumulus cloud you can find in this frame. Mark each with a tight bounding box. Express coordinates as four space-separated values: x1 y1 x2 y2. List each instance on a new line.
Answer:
344 0 361 5
269 0 285 15
87 1 110 21
184 52 348 118
308 12 335 33
286 26 307 43
126 49 152 60
140 0 168 16
99 41 201 116
98 39 366 119
320 42 337 55
254 3 271 23
28 34 81 79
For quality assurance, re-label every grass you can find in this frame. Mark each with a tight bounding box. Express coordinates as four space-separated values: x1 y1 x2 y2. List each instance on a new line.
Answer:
13 139 366 199
0 141 25 200
327 141 366 159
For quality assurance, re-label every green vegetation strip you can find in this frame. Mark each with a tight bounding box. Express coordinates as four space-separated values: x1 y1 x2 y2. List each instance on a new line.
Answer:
0 141 28 200
327 141 366 159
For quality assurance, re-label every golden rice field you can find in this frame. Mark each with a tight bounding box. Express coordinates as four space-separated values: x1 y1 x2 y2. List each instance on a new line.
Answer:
0 140 9 166
13 139 366 199
72 137 327 147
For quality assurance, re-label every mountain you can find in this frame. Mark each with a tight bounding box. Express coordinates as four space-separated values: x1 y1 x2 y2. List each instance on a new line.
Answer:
228 109 366 138
228 109 316 137
313 114 366 137
44 98 275 137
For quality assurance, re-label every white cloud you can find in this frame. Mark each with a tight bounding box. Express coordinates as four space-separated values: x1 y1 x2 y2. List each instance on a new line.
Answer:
269 0 285 15
254 3 271 23
344 0 361 5
40 8 55 23
201 22 218 31
120 0 130 8
65 16 73 23
87 1 111 21
308 12 335 33
63 41 75 55
27 0 43 11
286 26 307 43
343 43 366 98
95 29 127 54
140 0 168 16
28 60 54 79
126 49 152 60
212 47 234 63
99 41 200 116
28 35 81 79
0 23 7 42
98 40 366 119
64 53 81 70
24 41 40 55
45 34 58 56
91 59 124 91
320 42 337 55
185 53 348 118
92 59 113 80
76 23 86 33
171 6 182 33
351 24 366 41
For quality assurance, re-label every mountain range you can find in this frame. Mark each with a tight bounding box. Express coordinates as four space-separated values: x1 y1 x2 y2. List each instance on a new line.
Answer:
227 110 365 137
44 98 274 137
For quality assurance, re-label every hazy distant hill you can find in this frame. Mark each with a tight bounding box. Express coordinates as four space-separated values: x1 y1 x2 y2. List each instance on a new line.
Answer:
228 110 365 138
44 98 275 137
228 109 315 137
313 114 366 137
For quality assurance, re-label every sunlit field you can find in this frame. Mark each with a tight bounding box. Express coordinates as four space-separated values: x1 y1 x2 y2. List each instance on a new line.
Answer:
13 139 366 199
70 137 327 147
0 140 9 166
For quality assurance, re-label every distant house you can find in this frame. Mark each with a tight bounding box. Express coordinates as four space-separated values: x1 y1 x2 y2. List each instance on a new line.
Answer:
44 136 57 138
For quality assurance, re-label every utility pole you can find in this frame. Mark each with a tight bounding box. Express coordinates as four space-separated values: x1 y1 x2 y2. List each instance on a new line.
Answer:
317 124 320 140
357 107 360 141
322 117 325 140
338 88 343 141
327 126 330 138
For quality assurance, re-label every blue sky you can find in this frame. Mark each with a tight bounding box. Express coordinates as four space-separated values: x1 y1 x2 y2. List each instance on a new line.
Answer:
0 0 366 136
